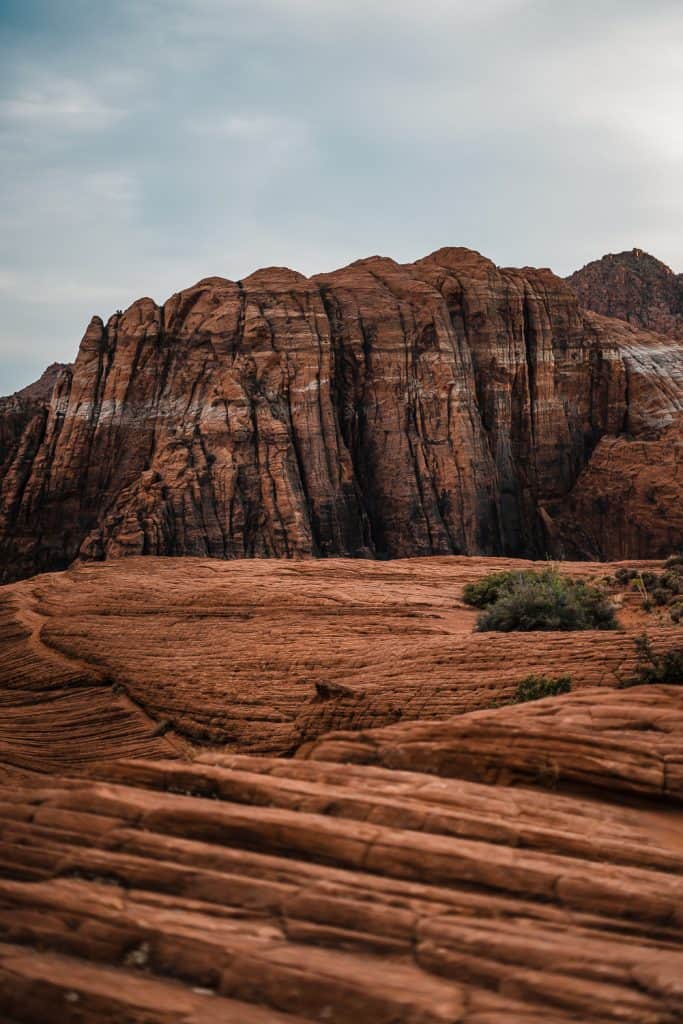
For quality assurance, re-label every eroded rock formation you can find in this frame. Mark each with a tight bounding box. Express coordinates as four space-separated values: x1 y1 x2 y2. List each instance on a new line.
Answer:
568 248 683 339
2 246 683 581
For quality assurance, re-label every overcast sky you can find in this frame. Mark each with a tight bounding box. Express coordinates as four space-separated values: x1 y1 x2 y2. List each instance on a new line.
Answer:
1 0 682 393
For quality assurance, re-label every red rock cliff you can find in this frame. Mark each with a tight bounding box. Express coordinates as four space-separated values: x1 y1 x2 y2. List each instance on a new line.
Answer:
1 247 682 581
567 248 683 339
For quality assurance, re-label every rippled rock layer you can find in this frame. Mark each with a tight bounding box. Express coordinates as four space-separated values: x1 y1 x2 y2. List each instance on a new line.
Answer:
2 556 683 1021
2 555 679 775
2 706 683 1023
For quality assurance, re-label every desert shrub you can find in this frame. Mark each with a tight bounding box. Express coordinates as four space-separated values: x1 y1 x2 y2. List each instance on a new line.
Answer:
631 571 659 593
618 634 683 687
511 675 572 703
476 569 617 633
661 569 683 595
614 562 683 611
462 571 531 608
671 602 683 624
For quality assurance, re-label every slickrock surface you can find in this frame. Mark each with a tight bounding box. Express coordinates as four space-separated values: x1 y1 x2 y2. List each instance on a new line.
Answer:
2 741 683 1023
2 556 683 1020
2 246 683 583
0 555 679 779
568 248 683 339
300 683 683 801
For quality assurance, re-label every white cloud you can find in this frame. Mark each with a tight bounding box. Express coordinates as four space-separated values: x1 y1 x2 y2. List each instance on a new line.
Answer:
0 75 124 130
159 0 527 32
0 270 21 295
262 0 526 21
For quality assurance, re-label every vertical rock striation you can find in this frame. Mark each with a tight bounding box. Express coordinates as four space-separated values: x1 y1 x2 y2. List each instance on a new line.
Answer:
1 246 682 581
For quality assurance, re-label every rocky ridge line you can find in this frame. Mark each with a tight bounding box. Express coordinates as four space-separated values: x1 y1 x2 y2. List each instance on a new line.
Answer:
568 248 683 339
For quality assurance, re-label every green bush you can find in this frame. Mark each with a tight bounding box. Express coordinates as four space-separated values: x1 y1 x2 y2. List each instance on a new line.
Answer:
618 634 683 687
613 561 683 612
475 569 617 633
511 675 572 703
462 571 533 608
661 569 683 595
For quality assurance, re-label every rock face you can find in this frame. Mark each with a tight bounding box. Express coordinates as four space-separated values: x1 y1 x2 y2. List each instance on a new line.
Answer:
2 247 683 582
568 248 683 338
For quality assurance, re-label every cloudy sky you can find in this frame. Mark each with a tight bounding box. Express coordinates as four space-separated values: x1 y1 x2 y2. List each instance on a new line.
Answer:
1 0 682 393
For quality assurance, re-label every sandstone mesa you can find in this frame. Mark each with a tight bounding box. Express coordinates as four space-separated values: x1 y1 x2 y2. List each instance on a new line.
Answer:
2 245 683 584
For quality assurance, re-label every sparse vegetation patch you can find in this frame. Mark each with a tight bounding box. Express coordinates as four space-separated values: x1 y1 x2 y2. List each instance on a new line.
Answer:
511 675 572 703
471 569 617 633
618 634 683 688
612 559 683 621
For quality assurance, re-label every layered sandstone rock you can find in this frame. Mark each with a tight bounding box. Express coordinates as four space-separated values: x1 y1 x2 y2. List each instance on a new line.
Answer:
568 248 683 339
1 555 679 780
0 363 70 483
2 555 683 1020
2 247 683 582
300 682 683 800
540 314 683 559
2 712 683 1023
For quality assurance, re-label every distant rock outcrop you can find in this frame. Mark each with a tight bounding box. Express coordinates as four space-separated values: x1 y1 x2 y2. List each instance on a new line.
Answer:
567 248 683 339
8 361 71 404
1 247 682 581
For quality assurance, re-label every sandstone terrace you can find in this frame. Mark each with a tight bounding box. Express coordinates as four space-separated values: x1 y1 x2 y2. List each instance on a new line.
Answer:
1 554 678 780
